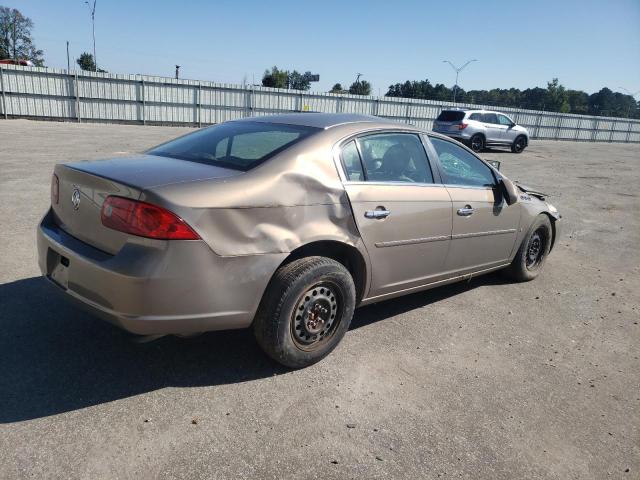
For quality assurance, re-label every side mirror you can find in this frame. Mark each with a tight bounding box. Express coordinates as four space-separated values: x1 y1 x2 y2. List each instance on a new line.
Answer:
500 178 519 205
486 159 501 171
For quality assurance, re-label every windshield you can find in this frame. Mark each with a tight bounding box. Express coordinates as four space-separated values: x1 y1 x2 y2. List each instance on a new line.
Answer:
436 110 465 122
148 121 320 171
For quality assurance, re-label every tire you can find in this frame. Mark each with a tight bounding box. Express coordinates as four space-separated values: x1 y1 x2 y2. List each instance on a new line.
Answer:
469 134 485 152
511 135 527 153
504 215 552 282
253 256 356 369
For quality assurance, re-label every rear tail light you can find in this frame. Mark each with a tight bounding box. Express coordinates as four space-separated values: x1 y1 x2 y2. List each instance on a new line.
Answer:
458 123 468 130
101 196 200 240
51 173 59 204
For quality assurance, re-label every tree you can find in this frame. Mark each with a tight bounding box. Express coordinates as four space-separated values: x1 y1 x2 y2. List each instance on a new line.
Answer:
288 70 313 91
76 52 97 71
349 80 371 96
0 6 44 65
546 78 569 113
329 83 344 94
262 66 289 89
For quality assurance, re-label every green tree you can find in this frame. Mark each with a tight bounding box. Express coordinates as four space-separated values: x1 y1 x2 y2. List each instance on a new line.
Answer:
262 66 289 89
288 70 312 91
76 52 97 71
546 78 570 113
349 79 371 95
0 6 44 65
329 83 344 94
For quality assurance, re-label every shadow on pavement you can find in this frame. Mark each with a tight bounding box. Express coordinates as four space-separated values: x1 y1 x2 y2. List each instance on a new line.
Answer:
0 273 508 423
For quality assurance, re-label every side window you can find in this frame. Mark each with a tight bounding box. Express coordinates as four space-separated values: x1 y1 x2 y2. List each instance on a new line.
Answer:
430 137 496 187
357 133 434 183
340 141 365 181
469 113 481 121
497 114 513 126
482 113 498 124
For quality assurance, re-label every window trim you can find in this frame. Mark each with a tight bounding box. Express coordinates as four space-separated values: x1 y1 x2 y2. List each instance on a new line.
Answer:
335 130 441 186
425 134 499 190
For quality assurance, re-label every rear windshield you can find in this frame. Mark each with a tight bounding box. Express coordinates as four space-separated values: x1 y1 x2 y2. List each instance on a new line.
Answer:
148 121 320 171
436 110 465 122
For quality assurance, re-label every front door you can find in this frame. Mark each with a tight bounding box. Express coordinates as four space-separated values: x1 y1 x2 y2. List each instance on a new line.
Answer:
482 112 507 143
429 136 521 274
339 132 452 298
497 114 518 143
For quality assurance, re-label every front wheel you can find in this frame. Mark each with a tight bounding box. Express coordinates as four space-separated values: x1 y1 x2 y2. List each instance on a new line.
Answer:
253 256 356 369
504 215 552 282
511 135 527 153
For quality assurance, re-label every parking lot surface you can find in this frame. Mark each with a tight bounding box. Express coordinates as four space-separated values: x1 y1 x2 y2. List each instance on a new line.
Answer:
1 120 638 480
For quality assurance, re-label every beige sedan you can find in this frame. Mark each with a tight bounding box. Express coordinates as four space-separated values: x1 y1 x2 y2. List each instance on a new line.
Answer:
38 113 560 368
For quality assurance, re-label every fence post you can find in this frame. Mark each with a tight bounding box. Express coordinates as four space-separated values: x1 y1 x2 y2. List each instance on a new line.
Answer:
74 71 81 123
141 77 146 125
554 114 562 140
405 102 411 124
625 120 632 142
534 112 542 139
591 118 598 142
609 120 616 143
336 96 342 113
0 66 7 120
374 97 380 116
198 83 202 127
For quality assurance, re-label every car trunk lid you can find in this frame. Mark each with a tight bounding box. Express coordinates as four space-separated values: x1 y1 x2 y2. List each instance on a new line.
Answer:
52 155 242 254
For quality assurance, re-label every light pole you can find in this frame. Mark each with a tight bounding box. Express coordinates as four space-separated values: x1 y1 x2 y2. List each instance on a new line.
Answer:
443 59 477 103
618 87 640 118
84 1 97 71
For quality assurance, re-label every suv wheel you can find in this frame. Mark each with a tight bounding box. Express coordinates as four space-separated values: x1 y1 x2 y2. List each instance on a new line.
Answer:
253 256 356 369
470 134 485 152
511 135 527 153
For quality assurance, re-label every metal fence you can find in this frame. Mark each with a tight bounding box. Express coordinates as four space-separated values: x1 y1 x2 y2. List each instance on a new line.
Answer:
1 64 639 143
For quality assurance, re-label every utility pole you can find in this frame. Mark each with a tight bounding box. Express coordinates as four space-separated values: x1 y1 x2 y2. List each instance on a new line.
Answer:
66 41 70 72
84 1 97 70
175 65 181 80
442 59 477 103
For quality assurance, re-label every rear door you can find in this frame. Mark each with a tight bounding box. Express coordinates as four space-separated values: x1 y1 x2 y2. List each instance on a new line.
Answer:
339 132 452 298
428 136 520 273
433 110 465 134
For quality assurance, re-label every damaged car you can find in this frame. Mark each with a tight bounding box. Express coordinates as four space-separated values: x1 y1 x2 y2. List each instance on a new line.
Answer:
38 113 560 368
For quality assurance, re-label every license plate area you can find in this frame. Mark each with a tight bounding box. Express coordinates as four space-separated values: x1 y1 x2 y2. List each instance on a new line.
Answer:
47 248 69 290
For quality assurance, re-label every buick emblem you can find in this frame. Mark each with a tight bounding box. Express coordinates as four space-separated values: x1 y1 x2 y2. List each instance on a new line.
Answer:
71 187 81 210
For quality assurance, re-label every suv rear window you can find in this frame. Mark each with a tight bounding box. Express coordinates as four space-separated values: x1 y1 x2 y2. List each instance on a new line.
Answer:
149 121 320 171
436 110 465 122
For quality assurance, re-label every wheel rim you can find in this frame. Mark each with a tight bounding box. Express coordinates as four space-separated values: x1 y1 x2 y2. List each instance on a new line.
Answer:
290 282 342 351
471 136 483 151
515 138 525 152
526 228 546 270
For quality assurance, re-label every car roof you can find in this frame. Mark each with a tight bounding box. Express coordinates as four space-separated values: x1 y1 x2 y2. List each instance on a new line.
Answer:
235 112 401 130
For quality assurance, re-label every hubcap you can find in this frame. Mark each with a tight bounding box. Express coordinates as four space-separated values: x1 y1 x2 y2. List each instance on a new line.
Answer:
526 230 545 269
291 283 340 350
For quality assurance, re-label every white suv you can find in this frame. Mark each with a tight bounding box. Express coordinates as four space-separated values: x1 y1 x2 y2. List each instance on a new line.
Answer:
433 109 529 153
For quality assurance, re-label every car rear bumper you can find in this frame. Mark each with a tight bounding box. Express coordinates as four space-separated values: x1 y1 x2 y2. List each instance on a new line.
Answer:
431 129 472 141
37 209 286 335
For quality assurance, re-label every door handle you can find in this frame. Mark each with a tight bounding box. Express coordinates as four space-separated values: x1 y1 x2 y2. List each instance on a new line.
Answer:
457 205 474 216
365 208 390 219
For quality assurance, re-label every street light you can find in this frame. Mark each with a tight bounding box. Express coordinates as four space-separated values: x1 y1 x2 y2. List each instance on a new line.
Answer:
84 1 97 71
443 59 477 103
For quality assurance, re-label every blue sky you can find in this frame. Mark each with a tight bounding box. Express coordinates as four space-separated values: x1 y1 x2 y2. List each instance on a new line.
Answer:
13 0 640 95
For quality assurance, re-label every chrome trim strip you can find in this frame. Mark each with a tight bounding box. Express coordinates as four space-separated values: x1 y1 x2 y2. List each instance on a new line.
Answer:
344 181 443 187
375 235 450 248
451 228 516 240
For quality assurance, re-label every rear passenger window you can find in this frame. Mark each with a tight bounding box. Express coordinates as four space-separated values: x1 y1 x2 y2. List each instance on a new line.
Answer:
357 133 434 183
482 113 498 124
469 113 481 121
341 141 365 181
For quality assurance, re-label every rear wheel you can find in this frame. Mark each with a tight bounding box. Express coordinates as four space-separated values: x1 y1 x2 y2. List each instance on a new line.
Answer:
511 135 527 153
469 134 485 152
504 215 552 282
253 256 356 368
